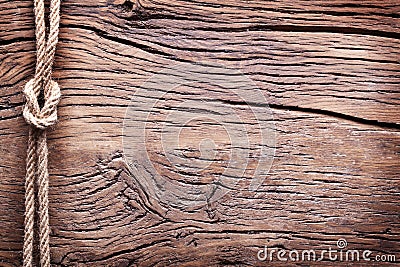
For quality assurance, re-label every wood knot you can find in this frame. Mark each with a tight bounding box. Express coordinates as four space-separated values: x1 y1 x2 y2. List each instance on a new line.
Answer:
114 0 151 21
115 0 141 12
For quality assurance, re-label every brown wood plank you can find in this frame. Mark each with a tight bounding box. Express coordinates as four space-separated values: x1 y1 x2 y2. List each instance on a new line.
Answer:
1 0 400 124
0 0 399 266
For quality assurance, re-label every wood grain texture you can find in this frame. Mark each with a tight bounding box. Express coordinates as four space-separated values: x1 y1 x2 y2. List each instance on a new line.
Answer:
0 0 399 266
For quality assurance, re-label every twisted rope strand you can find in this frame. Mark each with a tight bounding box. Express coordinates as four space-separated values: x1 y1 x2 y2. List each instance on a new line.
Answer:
23 0 61 266
37 131 51 267
32 0 46 100
23 128 37 267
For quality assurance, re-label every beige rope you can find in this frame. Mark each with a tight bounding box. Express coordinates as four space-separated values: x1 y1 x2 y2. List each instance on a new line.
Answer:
23 0 61 266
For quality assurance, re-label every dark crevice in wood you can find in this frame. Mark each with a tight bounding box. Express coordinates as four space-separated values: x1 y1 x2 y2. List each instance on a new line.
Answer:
219 99 400 130
0 36 33 47
269 103 400 129
197 24 400 40
108 3 400 40
59 24 174 59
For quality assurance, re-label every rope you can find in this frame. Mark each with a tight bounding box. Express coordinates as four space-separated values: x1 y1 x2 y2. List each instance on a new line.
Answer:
23 0 61 266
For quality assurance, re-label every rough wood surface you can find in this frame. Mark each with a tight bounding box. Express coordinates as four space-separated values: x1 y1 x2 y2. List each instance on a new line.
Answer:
0 0 399 266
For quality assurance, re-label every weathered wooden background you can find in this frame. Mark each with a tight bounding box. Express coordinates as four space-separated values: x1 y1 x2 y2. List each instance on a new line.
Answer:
1 0 399 266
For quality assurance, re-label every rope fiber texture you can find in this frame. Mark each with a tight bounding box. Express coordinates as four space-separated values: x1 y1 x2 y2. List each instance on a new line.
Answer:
22 0 61 266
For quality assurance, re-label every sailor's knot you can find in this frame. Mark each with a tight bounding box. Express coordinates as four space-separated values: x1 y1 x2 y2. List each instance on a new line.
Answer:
23 78 61 129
